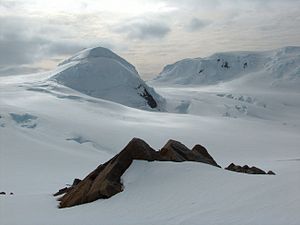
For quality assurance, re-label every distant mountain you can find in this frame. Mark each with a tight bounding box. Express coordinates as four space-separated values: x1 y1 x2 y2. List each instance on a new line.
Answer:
152 46 300 91
51 47 165 110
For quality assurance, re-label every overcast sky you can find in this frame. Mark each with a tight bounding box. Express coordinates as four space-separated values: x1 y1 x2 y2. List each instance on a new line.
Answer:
1 0 300 78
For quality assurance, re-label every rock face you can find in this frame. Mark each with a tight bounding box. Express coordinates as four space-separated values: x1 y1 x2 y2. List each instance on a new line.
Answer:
56 138 220 208
160 140 221 167
225 163 275 175
53 178 82 197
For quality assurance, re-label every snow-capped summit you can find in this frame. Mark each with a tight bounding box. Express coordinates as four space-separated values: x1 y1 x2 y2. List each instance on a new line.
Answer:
152 46 300 91
51 47 164 110
58 47 136 73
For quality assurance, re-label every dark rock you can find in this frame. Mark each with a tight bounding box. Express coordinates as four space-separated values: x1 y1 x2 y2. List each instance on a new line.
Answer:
242 165 250 170
267 170 276 175
138 85 158 108
0 192 5 195
225 163 274 175
72 178 81 186
54 187 70 197
58 138 160 208
53 179 82 197
249 166 266 174
191 144 221 168
221 61 230 68
10 192 13 195
57 138 220 208
226 163 236 170
159 140 220 167
159 139 191 162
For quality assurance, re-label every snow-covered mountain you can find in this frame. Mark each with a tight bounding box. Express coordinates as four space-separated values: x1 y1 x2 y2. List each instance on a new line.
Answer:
51 47 164 110
152 46 300 91
1 46 300 225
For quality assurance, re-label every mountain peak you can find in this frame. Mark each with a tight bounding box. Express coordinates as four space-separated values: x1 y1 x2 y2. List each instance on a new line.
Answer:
58 47 135 71
51 47 164 110
152 46 300 91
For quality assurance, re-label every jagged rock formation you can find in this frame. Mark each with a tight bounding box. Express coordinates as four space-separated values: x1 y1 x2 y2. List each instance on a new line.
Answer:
53 178 82 197
55 138 220 208
160 140 221 167
225 163 275 175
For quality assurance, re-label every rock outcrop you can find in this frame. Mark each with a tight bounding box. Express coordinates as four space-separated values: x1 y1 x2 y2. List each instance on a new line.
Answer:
53 178 82 197
225 163 275 175
159 140 221 167
56 138 220 208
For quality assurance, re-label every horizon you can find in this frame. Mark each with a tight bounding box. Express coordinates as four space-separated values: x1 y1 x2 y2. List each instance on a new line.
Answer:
1 0 300 79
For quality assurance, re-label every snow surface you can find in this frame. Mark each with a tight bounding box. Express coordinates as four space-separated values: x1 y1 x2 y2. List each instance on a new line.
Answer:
51 47 165 110
1 46 300 225
152 46 300 92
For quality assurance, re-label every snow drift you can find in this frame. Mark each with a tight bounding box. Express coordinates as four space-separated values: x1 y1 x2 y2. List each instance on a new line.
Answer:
153 46 300 91
51 47 164 110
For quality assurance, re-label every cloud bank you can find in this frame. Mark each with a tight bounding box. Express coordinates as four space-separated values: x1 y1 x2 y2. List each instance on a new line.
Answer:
0 0 300 78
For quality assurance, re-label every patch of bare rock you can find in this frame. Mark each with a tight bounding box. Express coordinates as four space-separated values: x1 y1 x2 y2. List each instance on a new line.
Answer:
225 163 276 175
54 138 275 208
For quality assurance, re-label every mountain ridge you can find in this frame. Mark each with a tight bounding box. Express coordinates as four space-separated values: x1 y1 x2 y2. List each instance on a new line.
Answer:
152 46 300 91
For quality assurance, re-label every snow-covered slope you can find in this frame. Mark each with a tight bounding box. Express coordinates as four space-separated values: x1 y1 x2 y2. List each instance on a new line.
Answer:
1 46 300 225
51 47 164 110
152 46 300 91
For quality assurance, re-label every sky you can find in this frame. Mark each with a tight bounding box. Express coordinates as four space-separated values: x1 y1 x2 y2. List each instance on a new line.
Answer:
1 0 300 79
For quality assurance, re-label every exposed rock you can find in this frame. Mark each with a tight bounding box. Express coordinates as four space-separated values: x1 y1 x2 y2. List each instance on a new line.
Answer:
0 192 5 195
53 178 82 197
58 138 159 208
248 166 266 174
222 61 230 68
72 178 82 186
159 140 221 167
191 144 221 168
225 163 274 175
138 86 158 108
56 138 220 208
267 170 276 175
54 187 70 197
159 139 191 162
9 192 14 195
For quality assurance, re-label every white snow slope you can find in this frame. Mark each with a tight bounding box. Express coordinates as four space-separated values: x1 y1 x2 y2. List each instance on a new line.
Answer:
1 46 300 225
52 47 165 110
152 46 300 91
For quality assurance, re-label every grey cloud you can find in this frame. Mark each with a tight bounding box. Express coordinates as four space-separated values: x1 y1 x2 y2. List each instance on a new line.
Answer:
0 0 20 9
0 32 85 67
0 16 85 66
113 18 171 41
0 33 43 66
186 18 210 32
158 0 300 20
0 65 44 76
